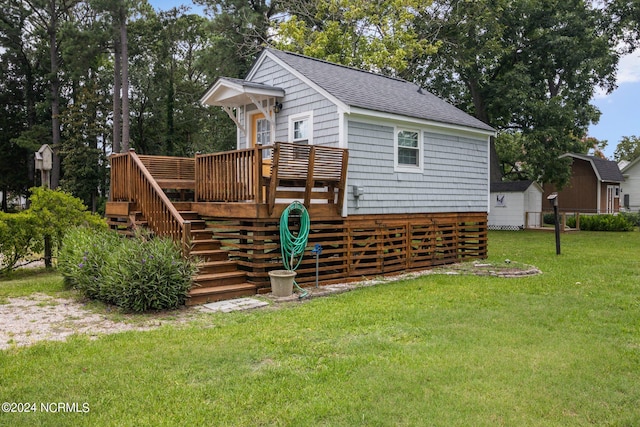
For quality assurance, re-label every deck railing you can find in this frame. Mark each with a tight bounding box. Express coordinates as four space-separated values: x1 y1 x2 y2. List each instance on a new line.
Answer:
111 142 348 218
195 147 266 203
110 150 191 253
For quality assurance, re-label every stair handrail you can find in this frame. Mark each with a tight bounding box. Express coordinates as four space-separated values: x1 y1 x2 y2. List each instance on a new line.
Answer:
126 149 192 255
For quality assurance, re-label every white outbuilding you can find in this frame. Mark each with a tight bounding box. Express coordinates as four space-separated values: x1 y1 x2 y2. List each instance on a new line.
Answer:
489 180 543 230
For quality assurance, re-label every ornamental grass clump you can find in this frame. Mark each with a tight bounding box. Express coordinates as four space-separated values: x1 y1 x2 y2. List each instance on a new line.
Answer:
59 228 196 312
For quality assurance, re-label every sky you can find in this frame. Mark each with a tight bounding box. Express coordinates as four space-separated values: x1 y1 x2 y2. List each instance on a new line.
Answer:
149 0 639 160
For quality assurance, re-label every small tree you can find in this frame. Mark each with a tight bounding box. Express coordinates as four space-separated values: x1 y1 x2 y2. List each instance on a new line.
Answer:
0 187 106 274
614 135 640 163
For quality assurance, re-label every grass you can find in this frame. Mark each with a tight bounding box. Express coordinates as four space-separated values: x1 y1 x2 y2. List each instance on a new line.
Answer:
0 268 68 304
1 231 639 426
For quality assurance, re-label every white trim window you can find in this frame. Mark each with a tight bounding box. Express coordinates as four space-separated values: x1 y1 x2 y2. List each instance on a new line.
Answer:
395 128 422 172
288 112 313 145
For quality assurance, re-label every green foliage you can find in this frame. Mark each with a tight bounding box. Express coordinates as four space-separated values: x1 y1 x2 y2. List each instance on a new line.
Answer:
276 0 438 77
413 0 621 188
59 228 197 312
0 211 41 274
566 214 635 231
28 187 107 249
0 187 106 274
620 211 640 227
60 84 109 209
613 135 640 163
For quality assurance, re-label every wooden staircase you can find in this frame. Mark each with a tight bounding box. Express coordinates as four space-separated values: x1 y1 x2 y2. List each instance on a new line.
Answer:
179 210 257 305
107 206 257 305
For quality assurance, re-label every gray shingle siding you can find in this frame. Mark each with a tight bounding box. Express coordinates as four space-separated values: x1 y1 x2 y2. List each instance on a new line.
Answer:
246 57 340 147
347 122 488 214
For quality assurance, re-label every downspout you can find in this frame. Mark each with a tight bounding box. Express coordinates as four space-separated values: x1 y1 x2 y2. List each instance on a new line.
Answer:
339 107 349 218
487 135 492 216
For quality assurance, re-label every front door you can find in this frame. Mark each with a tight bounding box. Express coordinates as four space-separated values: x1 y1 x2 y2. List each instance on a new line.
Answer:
606 185 618 213
251 113 272 176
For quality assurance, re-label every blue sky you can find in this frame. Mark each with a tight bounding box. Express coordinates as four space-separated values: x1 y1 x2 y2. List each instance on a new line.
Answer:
150 0 639 160
589 52 640 159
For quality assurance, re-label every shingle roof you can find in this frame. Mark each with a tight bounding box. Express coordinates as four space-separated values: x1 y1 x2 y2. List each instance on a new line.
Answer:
264 48 495 133
563 153 624 183
491 180 537 193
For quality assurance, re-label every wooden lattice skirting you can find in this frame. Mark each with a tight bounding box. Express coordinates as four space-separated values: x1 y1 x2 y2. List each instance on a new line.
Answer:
205 212 488 292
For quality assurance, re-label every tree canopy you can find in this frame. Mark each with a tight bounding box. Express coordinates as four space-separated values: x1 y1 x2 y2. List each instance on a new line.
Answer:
1 0 638 208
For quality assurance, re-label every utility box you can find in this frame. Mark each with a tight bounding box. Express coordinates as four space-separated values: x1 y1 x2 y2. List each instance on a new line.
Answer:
35 144 53 171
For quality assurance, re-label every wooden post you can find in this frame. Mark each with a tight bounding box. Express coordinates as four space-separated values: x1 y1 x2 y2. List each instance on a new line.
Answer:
254 147 262 203
304 146 316 208
182 221 191 257
268 144 280 216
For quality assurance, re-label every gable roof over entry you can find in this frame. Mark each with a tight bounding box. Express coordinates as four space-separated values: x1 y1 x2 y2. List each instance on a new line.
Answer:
257 48 495 134
200 77 286 135
200 77 285 108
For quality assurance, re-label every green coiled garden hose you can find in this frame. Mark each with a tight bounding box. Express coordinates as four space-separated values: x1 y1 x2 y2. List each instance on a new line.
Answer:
279 201 310 297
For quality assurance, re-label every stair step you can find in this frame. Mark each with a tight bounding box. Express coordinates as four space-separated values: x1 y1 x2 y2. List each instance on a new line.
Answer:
194 270 246 287
191 240 221 251
197 260 239 274
186 283 257 305
190 249 229 261
179 211 200 220
186 220 207 230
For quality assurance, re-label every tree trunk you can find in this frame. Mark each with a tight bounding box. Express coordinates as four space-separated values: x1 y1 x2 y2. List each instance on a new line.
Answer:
48 0 61 190
467 76 502 183
120 9 130 151
113 32 122 154
1 188 7 213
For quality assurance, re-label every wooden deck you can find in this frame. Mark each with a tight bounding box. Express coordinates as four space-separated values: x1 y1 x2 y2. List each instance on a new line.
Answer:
106 143 487 304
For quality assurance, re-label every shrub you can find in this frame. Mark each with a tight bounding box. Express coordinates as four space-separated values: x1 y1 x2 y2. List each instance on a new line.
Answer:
28 187 107 251
619 211 640 228
543 213 556 225
576 214 634 232
59 228 197 311
58 227 120 300
0 212 42 274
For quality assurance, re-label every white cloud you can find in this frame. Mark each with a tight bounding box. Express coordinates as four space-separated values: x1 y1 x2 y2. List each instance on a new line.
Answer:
616 52 640 84
593 51 640 99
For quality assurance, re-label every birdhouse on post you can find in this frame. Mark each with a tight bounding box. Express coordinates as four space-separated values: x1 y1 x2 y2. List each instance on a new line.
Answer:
35 144 54 189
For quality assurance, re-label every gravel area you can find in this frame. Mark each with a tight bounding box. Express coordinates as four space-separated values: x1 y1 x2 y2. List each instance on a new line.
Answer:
0 294 187 351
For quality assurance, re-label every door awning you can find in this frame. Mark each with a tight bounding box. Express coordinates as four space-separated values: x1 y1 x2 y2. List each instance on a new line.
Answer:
200 77 284 107
200 77 285 135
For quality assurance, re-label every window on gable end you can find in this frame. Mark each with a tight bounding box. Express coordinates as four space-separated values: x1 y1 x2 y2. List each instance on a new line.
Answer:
395 129 422 172
289 112 313 145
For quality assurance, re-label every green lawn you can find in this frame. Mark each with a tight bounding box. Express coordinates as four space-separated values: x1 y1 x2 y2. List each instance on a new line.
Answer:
1 231 639 426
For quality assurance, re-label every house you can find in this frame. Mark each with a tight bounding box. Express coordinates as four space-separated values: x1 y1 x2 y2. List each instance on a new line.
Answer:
200 48 495 217
542 153 624 214
619 157 640 212
107 48 496 303
489 181 543 230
